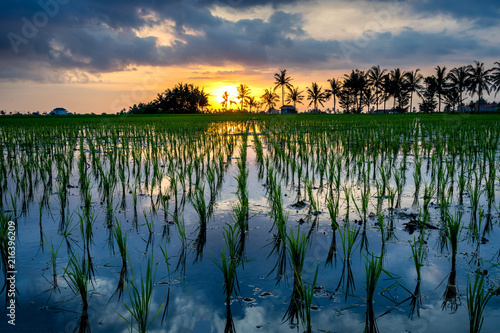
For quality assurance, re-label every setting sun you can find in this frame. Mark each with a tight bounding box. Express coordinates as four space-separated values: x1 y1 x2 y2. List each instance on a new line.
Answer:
211 85 239 108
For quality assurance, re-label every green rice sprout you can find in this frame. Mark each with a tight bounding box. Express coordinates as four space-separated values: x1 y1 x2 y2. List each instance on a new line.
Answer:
65 253 91 307
190 184 209 226
120 256 164 333
409 236 425 280
467 273 493 333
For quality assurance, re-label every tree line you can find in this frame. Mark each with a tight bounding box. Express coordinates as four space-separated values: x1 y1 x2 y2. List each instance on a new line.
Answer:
128 61 500 114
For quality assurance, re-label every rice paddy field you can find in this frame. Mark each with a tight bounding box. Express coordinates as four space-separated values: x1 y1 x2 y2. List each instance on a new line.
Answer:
2 113 500 333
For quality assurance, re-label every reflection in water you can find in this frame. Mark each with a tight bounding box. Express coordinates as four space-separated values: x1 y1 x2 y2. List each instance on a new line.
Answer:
76 305 90 333
267 233 287 285
365 302 379 333
110 262 128 302
194 223 207 263
409 280 423 319
442 268 459 313
326 227 337 267
337 260 355 301
224 302 236 333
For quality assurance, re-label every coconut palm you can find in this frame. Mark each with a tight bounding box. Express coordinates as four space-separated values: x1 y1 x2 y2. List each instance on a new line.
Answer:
221 91 230 111
389 68 408 112
274 69 293 107
237 84 251 111
286 86 305 109
435 66 448 112
326 78 341 113
306 82 329 112
247 96 259 113
404 69 423 113
467 61 492 112
448 66 470 112
490 61 500 97
420 76 438 113
381 74 392 112
367 65 387 112
261 88 280 111
343 70 367 112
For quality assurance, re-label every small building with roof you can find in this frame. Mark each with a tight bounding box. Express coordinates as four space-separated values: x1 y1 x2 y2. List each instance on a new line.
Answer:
280 105 297 114
50 107 69 115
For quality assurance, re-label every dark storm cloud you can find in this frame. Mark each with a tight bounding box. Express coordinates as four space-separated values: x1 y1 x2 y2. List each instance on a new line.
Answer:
336 28 500 68
1 0 498 82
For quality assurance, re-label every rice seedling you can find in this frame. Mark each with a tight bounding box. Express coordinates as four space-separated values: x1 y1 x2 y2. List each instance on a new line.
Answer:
468 172 484 222
306 180 319 215
409 236 425 280
296 267 319 333
114 220 128 265
338 222 360 261
326 196 339 230
65 253 91 307
467 273 493 333
364 253 383 333
445 211 462 265
214 242 243 306
44 237 63 287
120 256 164 333
284 227 308 326
190 184 209 226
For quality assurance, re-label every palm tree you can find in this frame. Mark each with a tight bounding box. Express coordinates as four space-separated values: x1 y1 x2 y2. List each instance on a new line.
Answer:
361 86 376 113
237 84 251 111
306 82 329 112
389 68 408 112
274 69 293 107
326 78 341 113
381 74 392 112
247 96 259 113
367 65 387 111
448 66 469 112
343 70 367 112
220 91 230 111
421 76 438 113
490 61 500 97
435 65 448 112
261 88 280 112
467 61 492 112
404 69 423 113
286 86 305 109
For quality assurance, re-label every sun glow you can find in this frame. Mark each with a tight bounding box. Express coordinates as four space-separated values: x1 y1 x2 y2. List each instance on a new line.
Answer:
211 85 239 109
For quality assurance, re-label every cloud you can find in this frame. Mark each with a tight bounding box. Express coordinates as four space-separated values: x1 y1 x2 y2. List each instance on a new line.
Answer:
1 0 499 83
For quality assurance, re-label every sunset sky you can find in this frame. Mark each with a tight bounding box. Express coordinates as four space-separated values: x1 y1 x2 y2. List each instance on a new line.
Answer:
1 0 499 113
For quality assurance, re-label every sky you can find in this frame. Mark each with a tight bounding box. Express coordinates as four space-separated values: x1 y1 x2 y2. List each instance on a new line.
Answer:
1 0 499 113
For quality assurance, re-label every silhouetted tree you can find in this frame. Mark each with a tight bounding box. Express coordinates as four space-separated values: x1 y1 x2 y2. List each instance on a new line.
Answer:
274 69 293 107
237 84 251 111
405 69 423 113
326 78 341 113
467 61 492 112
306 82 329 112
261 88 280 111
286 86 305 109
367 65 387 112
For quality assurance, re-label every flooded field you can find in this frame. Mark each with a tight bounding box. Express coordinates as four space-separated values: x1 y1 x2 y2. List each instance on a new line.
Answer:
1 113 500 333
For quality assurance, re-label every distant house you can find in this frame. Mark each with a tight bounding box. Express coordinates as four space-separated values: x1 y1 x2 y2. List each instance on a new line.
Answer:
50 107 69 115
280 105 297 114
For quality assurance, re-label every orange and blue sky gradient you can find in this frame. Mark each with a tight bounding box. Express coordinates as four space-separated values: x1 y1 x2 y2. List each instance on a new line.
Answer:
1 0 499 113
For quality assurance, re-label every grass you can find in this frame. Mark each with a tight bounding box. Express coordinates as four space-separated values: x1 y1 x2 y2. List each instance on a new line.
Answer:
467 273 493 333
65 253 91 307
409 237 425 280
120 256 164 333
114 220 128 265
190 184 209 225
